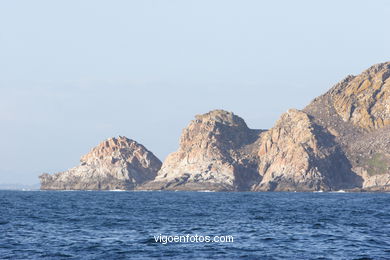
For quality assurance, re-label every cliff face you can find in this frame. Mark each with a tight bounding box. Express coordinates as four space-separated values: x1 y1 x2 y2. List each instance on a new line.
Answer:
304 62 390 191
40 136 162 190
140 110 262 191
254 109 361 191
331 62 390 131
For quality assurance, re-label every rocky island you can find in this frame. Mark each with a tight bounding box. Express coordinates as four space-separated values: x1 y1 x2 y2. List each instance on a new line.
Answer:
40 136 162 190
40 62 390 191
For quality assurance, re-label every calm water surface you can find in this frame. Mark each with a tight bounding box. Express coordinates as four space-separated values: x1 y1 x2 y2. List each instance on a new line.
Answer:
0 191 389 259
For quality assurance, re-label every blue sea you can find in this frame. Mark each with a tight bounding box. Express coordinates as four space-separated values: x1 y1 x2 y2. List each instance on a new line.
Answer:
0 191 389 259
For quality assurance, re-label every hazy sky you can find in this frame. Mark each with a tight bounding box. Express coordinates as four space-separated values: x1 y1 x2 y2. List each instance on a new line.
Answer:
1 0 389 184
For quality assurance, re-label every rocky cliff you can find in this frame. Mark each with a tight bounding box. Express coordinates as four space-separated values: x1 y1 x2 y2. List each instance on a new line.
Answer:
330 62 390 130
39 62 390 192
143 62 389 192
304 62 390 191
140 110 262 191
254 109 361 191
40 136 162 190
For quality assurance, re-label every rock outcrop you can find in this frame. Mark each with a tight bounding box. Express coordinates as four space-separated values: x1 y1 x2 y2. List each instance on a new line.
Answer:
330 62 390 130
140 110 262 191
304 62 390 191
40 136 162 190
39 62 390 192
254 109 361 191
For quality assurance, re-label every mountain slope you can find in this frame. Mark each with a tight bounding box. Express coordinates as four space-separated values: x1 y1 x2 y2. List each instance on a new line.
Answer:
304 62 390 190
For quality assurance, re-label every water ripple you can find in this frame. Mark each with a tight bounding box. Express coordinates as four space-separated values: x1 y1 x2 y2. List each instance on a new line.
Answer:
0 191 389 259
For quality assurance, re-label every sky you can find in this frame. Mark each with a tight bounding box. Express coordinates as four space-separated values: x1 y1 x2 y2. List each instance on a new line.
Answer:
0 0 389 185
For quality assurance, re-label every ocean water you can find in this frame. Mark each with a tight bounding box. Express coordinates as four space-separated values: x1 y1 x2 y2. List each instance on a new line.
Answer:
0 191 389 260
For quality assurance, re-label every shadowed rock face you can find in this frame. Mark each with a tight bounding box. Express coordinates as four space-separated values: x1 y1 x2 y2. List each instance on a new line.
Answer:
140 110 262 191
254 109 362 191
39 136 162 190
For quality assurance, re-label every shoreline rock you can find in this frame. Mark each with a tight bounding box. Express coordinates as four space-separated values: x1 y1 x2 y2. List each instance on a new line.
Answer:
40 136 162 190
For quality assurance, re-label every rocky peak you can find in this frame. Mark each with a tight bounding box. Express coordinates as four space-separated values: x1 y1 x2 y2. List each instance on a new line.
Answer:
80 136 154 168
194 109 248 128
40 136 162 190
329 62 390 130
180 109 252 153
259 109 328 159
255 109 360 191
141 110 261 191
261 109 315 148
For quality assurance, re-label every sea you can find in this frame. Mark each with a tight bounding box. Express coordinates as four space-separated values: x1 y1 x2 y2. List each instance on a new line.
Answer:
0 191 389 259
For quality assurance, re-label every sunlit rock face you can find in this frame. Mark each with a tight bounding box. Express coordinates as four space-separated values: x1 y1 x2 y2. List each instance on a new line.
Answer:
40 136 162 190
330 62 390 131
141 110 262 191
